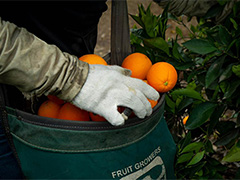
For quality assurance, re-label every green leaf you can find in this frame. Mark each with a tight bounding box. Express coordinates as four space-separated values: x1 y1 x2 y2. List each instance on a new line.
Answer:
187 81 197 90
187 151 205 166
222 142 240 162
165 94 175 113
143 37 169 55
179 132 192 151
138 4 146 18
190 25 196 34
176 26 183 38
220 81 229 93
208 105 226 135
171 89 204 101
131 28 148 39
217 0 228 6
186 102 217 130
175 61 195 71
226 38 238 52
181 142 204 154
172 41 182 59
219 26 232 46
232 64 240 78
177 98 194 112
158 3 169 39
183 39 218 55
205 140 214 153
224 79 240 99
205 55 225 88
142 14 158 38
177 152 194 164
188 161 207 177
215 128 239 146
211 85 220 101
130 14 144 28
219 63 234 82
219 25 231 45
230 18 238 30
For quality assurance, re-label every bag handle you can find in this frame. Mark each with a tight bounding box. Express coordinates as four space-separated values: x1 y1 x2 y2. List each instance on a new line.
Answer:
110 0 132 65
110 0 133 118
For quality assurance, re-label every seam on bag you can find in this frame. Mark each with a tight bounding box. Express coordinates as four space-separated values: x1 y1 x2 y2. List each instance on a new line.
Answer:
16 115 145 131
10 117 160 153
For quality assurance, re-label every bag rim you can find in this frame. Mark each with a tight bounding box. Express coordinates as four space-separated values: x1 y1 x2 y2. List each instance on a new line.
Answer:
7 94 165 131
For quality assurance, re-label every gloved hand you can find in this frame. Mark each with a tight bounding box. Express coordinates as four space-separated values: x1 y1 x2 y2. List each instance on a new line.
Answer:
72 64 160 126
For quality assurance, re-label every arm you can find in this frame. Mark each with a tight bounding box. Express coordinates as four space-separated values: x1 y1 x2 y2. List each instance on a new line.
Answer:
153 0 237 23
153 0 217 17
0 17 89 101
0 17 159 126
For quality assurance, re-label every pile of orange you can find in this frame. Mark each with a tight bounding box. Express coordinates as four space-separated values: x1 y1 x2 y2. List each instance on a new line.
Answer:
38 53 178 121
122 52 178 108
38 95 107 122
38 54 108 122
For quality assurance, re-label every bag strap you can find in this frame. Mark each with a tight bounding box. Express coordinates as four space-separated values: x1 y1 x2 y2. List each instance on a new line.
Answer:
110 0 133 117
110 0 132 65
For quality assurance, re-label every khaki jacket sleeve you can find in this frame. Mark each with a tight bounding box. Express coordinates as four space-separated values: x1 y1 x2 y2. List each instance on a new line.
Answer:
154 0 217 17
154 0 238 23
0 17 89 102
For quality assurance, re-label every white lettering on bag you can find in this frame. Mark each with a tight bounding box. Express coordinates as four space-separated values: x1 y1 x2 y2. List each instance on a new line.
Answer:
111 146 166 179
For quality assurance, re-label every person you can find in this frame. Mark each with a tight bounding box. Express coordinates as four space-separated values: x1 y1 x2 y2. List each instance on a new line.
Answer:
0 0 237 178
0 1 159 126
0 1 159 178
154 0 239 23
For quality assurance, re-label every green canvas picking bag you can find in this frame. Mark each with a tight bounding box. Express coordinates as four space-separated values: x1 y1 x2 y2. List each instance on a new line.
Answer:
0 1 176 179
2 92 176 179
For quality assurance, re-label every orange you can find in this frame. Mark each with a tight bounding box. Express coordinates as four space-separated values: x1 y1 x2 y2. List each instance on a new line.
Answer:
90 113 107 122
143 80 158 108
47 95 65 105
148 99 158 108
58 103 90 121
79 54 107 65
121 53 152 79
38 100 61 118
147 62 177 92
183 116 189 125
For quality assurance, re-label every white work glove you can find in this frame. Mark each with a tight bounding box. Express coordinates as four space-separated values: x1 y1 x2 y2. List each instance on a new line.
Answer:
72 64 159 126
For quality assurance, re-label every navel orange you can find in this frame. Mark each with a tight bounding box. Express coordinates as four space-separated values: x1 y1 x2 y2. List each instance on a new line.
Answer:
58 103 90 121
38 100 61 119
147 62 177 92
121 53 152 80
79 54 107 65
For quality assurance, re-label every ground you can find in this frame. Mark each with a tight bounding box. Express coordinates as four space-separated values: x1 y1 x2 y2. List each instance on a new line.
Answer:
94 0 197 57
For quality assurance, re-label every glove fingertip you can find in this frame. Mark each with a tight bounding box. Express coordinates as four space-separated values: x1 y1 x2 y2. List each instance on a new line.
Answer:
152 91 160 101
110 65 132 76
105 110 125 126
